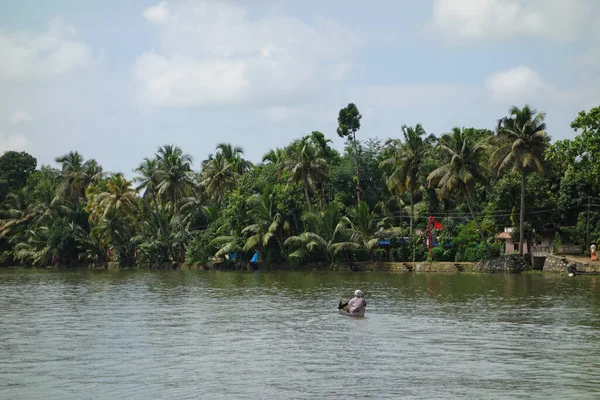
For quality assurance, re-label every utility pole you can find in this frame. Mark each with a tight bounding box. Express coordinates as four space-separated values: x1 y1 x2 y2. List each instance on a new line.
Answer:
586 195 591 251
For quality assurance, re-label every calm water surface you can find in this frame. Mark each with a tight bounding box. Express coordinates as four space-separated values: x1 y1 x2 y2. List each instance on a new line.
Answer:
1 269 600 399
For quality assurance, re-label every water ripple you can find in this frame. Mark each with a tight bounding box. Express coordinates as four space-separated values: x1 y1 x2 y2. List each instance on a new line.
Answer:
1 270 599 399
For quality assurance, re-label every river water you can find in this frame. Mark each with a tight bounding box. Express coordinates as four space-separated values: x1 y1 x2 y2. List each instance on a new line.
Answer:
1 269 599 399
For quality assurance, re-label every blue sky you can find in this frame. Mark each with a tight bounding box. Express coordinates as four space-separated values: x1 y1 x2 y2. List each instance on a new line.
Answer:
1 0 598 175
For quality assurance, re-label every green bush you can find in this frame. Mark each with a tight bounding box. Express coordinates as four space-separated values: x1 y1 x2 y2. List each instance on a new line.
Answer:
431 246 456 262
185 229 217 265
373 248 387 262
391 247 407 262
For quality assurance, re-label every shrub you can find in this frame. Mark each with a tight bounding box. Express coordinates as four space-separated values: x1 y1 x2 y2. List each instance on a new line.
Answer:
373 248 387 262
185 229 217 265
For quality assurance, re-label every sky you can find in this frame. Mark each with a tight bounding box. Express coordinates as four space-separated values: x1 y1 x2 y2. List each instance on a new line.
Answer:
1 0 598 175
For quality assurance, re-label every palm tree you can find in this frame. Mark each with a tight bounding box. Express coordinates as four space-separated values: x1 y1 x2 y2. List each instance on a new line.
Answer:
87 174 137 225
284 203 341 264
427 127 492 256
134 157 168 240
200 152 237 205
242 188 290 262
90 207 136 265
216 143 252 175
380 124 428 260
284 137 329 212
54 151 102 201
262 147 285 166
491 105 549 256
155 145 196 219
331 201 382 260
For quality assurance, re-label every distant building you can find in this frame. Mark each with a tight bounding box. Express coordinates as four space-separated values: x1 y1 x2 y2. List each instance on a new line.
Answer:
494 227 552 254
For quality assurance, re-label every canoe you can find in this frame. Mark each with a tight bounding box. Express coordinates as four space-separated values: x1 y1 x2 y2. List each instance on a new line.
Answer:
338 308 365 318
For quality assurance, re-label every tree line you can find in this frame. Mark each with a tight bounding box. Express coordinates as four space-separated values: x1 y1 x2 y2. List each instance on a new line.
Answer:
1 104 599 268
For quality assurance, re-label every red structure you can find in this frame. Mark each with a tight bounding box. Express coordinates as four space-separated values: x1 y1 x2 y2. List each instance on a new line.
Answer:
427 216 443 260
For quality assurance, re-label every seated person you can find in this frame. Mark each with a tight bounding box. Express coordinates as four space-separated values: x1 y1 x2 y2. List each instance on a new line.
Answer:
338 289 367 315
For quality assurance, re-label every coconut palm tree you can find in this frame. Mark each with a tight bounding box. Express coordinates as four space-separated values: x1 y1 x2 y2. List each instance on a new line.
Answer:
90 207 136 265
134 157 168 240
379 124 428 260
491 105 549 256
262 147 286 166
155 145 196 219
241 188 290 262
284 203 341 264
284 137 329 212
331 201 382 260
427 127 492 256
54 151 102 201
216 143 252 175
87 174 137 225
200 152 237 205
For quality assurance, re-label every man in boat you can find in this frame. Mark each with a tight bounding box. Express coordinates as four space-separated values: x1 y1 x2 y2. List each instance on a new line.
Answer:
338 289 367 315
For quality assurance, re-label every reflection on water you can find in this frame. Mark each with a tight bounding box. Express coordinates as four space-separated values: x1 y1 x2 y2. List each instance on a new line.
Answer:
1 270 599 399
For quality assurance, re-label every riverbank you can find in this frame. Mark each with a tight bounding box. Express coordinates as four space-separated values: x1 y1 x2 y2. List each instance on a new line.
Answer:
4 254 600 274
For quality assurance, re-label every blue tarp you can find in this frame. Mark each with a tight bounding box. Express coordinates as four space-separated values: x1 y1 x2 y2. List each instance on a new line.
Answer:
250 252 259 263
229 252 237 261
378 240 391 245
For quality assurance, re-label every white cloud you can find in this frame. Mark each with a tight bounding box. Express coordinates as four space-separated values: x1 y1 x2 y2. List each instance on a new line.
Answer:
134 0 360 107
0 132 29 153
133 53 248 106
485 65 600 109
430 0 597 43
9 111 33 123
485 65 552 103
0 19 94 80
143 1 170 24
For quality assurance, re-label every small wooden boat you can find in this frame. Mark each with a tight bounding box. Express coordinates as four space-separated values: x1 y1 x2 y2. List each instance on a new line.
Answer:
338 308 365 318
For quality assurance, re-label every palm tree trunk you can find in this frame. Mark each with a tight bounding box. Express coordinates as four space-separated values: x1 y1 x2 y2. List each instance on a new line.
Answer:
303 177 312 212
152 193 167 241
410 193 415 262
464 188 491 258
353 132 361 204
277 236 287 261
519 172 526 256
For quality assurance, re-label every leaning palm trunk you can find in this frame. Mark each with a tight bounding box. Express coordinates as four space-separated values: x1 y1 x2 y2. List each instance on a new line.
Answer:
152 193 167 241
410 193 415 262
353 135 361 204
463 188 491 258
520 172 526 256
303 177 312 212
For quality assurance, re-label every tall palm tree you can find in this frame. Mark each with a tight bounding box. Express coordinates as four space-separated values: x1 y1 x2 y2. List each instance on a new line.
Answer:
90 207 136 265
155 145 196 219
427 127 492 256
216 143 252 175
284 137 329 212
379 124 428 260
491 105 549 256
87 174 137 225
55 151 102 201
134 158 168 240
262 147 285 166
200 152 237 205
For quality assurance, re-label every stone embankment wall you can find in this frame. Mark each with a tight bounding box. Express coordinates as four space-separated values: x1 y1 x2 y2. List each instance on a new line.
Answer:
542 255 600 273
474 255 531 273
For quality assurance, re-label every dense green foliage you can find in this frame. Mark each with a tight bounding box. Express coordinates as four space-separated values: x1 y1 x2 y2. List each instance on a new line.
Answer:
2 104 599 267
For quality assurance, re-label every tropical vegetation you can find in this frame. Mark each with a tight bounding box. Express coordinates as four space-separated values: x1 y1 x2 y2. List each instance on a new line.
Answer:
1 104 599 268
